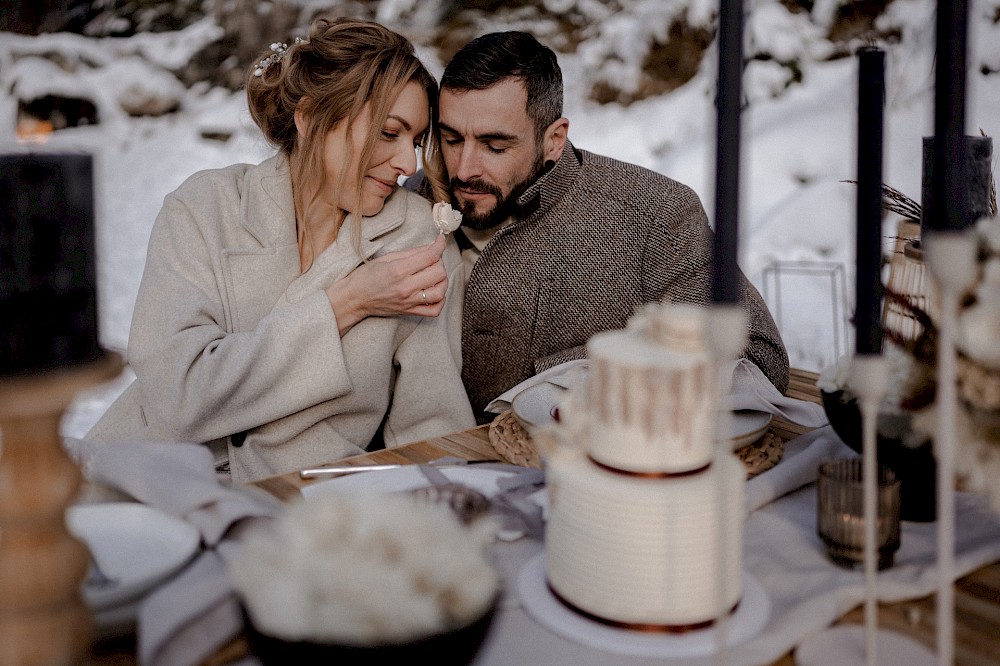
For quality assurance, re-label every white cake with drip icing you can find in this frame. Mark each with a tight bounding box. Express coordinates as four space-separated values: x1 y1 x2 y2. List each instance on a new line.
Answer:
544 303 745 629
583 308 715 474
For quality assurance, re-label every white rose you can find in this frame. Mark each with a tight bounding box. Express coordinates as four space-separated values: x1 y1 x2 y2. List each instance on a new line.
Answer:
433 201 462 234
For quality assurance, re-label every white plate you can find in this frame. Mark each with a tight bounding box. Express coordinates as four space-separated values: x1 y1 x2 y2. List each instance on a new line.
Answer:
794 625 935 666
517 553 771 658
300 464 530 501
511 382 568 430
301 464 548 541
512 382 773 449
66 502 200 611
729 409 773 448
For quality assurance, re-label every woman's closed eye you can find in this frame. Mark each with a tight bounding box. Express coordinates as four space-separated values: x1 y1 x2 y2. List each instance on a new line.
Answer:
382 128 425 149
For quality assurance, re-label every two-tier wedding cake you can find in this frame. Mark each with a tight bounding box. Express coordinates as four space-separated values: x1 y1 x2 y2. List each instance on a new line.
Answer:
544 303 745 629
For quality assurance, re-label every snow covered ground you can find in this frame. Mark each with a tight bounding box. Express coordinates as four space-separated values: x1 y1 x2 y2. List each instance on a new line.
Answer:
1 0 998 438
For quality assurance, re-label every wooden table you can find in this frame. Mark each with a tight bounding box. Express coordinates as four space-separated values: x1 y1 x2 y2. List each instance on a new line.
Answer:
90 368 1000 665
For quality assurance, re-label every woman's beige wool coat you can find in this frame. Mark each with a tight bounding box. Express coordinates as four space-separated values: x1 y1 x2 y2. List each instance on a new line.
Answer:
87 154 475 483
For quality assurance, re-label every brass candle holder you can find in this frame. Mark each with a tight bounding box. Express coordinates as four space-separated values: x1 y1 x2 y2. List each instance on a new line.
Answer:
0 352 122 666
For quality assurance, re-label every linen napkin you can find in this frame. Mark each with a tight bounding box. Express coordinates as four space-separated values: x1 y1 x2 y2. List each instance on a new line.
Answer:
726 358 829 427
78 439 282 666
485 360 589 414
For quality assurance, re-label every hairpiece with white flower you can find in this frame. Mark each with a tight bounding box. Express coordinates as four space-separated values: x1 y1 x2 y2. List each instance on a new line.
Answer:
253 37 303 77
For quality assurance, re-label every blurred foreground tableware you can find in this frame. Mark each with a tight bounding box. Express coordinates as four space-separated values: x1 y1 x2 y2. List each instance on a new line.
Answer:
65 501 200 637
817 459 901 570
230 491 501 666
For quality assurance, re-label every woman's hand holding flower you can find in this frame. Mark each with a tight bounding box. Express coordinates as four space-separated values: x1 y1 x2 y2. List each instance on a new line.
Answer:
327 235 448 335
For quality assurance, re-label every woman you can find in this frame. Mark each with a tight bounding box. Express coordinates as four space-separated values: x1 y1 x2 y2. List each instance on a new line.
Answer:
87 17 475 482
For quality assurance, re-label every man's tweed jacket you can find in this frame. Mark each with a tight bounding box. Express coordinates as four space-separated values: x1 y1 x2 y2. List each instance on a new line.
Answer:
459 140 789 423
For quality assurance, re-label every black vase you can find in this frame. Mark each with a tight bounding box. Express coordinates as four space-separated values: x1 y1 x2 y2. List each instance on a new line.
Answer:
241 595 499 666
821 389 937 522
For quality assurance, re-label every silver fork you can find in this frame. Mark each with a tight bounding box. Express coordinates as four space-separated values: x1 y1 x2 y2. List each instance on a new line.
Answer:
408 483 492 524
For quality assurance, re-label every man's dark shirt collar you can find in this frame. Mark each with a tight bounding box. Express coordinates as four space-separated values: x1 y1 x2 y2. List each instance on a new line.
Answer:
514 140 582 221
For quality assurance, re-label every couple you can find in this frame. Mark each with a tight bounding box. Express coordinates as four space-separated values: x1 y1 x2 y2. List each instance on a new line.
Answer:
87 17 789 483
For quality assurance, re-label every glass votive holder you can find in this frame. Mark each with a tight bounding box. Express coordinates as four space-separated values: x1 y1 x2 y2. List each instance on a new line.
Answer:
817 458 901 570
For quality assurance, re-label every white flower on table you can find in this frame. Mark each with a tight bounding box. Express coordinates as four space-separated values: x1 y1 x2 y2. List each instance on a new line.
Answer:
229 491 499 644
818 343 917 420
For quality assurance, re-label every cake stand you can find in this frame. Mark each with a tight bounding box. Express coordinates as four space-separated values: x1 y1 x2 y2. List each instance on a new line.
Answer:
517 553 772 659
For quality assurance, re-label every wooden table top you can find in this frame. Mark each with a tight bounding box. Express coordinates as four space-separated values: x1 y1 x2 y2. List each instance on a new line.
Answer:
250 422 504 502
89 368 1000 665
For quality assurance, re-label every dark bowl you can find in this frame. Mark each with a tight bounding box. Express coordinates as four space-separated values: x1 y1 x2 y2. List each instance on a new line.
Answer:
821 389 936 522
241 595 499 666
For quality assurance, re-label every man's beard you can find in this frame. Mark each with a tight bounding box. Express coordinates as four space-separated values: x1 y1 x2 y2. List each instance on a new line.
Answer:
451 154 545 231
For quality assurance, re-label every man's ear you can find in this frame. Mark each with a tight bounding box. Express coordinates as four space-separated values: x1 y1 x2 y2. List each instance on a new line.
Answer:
543 117 569 163
293 98 311 139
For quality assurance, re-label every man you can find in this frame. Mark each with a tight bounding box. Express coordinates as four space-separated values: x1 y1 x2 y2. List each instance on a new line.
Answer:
423 31 789 424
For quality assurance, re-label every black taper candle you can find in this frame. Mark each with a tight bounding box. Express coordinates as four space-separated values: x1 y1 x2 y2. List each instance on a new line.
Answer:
712 0 743 304
855 48 886 355
929 0 970 232
0 153 101 376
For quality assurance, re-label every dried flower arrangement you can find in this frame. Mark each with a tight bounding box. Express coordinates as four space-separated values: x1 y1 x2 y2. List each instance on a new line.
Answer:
848 171 1000 511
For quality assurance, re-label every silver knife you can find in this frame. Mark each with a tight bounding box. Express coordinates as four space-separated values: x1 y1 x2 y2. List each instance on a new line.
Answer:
298 459 500 479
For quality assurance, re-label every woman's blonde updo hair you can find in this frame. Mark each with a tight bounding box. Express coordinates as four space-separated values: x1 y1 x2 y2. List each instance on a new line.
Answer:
245 17 447 261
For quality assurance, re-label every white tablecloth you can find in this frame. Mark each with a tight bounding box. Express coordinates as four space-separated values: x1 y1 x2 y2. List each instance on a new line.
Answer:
73 426 1000 665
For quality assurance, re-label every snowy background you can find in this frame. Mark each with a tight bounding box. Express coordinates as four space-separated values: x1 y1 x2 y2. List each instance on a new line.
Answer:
1 0 998 439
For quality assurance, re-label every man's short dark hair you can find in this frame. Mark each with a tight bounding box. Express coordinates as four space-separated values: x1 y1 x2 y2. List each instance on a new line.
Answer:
441 31 563 145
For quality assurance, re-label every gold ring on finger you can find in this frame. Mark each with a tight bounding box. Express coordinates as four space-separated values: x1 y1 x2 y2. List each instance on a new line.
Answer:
421 289 427 304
